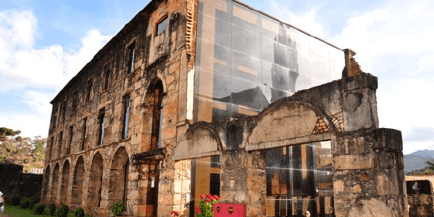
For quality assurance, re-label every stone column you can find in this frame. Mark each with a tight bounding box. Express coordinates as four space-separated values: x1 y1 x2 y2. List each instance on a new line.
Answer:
333 128 407 217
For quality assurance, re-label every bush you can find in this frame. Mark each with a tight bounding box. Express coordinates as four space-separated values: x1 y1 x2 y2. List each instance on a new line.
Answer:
74 207 85 217
43 205 53 215
19 197 34 209
54 208 60 217
55 205 69 217
11 196 21 206
32 203 45 214
110 200 126 217
42 203 57 215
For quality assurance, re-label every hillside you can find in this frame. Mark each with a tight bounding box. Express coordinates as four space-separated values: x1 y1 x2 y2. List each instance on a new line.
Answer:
404 149 434 173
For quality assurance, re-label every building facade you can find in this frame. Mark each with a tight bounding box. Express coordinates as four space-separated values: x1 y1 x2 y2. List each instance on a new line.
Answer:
41 0 407 216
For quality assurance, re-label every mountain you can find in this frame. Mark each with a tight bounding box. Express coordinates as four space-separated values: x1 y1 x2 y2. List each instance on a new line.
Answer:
404 149 434 172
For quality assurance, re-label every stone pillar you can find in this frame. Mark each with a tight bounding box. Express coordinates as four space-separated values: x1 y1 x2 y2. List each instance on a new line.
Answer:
341 73 379 132
333 128 407 217
219 150 266 217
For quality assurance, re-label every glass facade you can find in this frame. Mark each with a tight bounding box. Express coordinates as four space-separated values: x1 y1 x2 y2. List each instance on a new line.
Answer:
265 141 334 217
194 0 344 121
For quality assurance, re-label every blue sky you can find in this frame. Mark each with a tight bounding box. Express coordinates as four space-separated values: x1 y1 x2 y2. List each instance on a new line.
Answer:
1 0 433 154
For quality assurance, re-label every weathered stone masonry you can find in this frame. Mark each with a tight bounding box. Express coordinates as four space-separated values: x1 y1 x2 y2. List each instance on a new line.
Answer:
41 0 407 216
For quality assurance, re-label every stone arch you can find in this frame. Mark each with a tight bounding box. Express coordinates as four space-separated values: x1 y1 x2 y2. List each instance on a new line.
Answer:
141 79 165 152
87 152 104 207
108 147 130 206
51 163 60 203
247 101 335 150
60 160 70 204
42 165 51 200
172 123 222 160
72 156 85 207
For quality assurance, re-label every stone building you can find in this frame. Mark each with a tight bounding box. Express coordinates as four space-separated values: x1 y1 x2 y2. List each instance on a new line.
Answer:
41 0 407 216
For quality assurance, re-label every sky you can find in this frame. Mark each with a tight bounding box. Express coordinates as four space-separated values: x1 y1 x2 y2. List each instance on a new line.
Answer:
0 0 433 154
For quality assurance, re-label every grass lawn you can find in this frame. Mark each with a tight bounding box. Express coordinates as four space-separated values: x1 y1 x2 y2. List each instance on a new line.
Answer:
4 205 74 217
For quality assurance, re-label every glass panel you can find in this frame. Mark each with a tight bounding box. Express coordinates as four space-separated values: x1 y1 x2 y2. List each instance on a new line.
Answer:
265 141 334 217
194 0 345 122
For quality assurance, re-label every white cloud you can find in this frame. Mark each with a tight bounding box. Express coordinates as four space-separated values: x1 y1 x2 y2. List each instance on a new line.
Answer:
269 0 325 38
0 10 112 92
329 0 434 154
0 9 112 138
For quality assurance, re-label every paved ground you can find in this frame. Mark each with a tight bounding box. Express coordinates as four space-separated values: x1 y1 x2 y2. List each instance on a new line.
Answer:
0 213 9 217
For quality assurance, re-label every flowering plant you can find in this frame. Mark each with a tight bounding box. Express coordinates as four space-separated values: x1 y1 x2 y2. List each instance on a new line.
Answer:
170 211 179 217
195 194 220 217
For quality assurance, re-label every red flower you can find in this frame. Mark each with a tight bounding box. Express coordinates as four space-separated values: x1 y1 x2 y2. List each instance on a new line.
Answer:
213 195 221 200
206 194 211 198
200 195 205 199
171 211 179 215
195 207 202 214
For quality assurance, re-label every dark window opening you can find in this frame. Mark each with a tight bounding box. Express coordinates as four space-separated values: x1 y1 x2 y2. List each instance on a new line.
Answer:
98 110 105 145
52 109 57 129
156 17 168 35
49 137 54 160
407 181 432 194
123 160 130 205
127 42 136 73
104 65 110 90
122 95 131 140
58 131 63 157
81 118 87 151
62 102 67 125
86 80 92 103
67 126 73 155
151 81 164 150
146 163 160 216
210 173 220 196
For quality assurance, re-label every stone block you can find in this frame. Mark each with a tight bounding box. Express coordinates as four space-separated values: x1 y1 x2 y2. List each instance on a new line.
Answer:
334 154 375 170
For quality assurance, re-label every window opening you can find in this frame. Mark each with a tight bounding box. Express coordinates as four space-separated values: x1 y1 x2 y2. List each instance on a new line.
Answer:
86 80 92 103
58 132 63 158
104 65 110 90
123 95 131 140
127 42 136 73
98 110 105 145
156 17 168 35
123 160 129 205
67 126 73 155
81 118 87 151
265 141 334 217
151 81 164 150
211 155 220 168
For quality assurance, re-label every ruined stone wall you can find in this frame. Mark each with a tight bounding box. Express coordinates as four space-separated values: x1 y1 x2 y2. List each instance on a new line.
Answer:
0 163 43 203
173 73 407 217
42 0 191 216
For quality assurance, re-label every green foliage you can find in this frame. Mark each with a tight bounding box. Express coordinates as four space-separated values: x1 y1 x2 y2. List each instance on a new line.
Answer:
49 203 57 215
0 127 20 141
55 205 69 217
32 203 45 214
54 208 60 217
74 207 85 217
43 205 52 215
110 200 126 217
19 197 34 209
11 196 21 206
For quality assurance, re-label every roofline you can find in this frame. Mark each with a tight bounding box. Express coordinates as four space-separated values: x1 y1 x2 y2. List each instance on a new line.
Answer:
51 0 343 104
50 0 166 104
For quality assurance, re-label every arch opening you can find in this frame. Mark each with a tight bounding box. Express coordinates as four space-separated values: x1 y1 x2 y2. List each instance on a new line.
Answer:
87 153 104 207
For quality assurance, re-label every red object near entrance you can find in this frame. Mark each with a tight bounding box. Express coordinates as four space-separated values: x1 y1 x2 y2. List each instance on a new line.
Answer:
213 203 246 217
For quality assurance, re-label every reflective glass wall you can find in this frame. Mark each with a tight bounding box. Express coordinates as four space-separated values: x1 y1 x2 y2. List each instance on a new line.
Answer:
194 0 344 121
265 141 334 217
